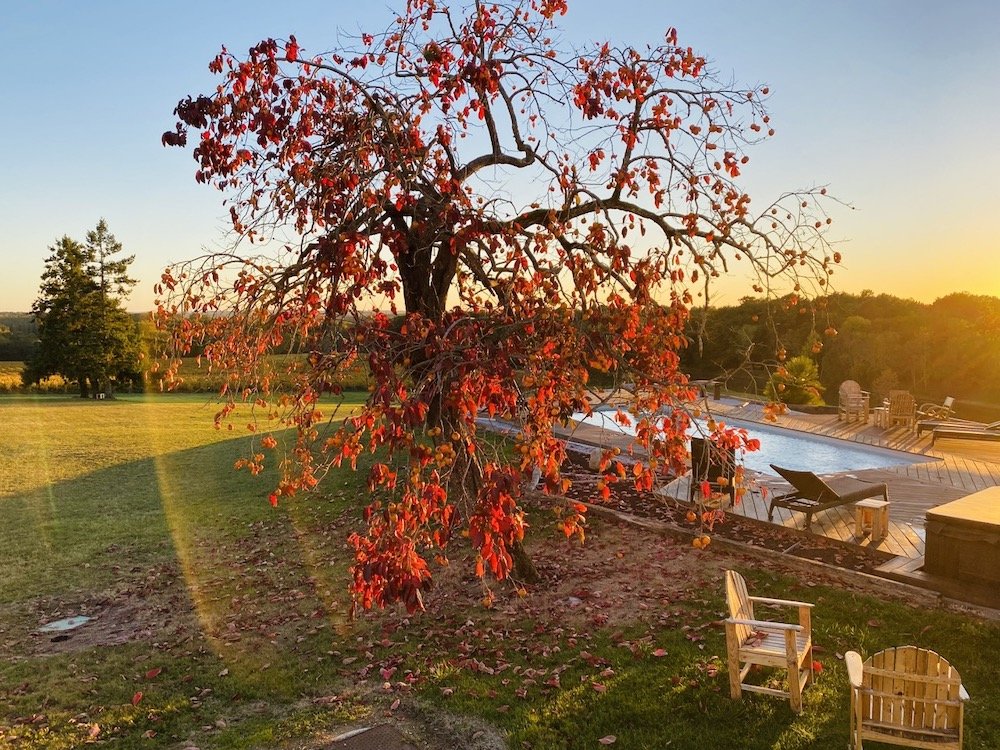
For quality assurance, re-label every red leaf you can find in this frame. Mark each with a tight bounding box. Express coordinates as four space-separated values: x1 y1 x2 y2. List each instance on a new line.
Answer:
652 648 667 657
131 691 143 706
269 493 278 508
812 660 823 674
145 667 162 680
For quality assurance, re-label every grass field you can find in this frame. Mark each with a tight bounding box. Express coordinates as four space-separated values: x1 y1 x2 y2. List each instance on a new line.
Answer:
1 394 998 749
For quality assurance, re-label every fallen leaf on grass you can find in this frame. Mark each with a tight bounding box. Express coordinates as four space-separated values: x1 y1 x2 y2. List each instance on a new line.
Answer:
591 682 607 693
652 648 668 657
599 736 617 745
131 691 143 706
145 668 162 680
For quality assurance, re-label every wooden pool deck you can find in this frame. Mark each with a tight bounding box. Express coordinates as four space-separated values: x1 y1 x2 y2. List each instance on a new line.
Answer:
557 398 1000 578
712 400 1000 556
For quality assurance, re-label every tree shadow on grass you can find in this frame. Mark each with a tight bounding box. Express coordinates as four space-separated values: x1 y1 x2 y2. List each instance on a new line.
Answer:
0 428 378 746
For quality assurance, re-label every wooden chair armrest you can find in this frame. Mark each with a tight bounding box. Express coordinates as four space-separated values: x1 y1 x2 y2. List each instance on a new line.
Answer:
960 685 970 701
845 650 864 688
749 595 815 609
726 617 802 632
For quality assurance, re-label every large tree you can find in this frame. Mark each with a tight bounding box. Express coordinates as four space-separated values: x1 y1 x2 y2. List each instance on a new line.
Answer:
160 0 837 612
26 221 139 397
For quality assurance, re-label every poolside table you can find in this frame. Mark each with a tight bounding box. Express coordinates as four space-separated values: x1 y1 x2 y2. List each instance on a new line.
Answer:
924 487 1000 588
871 406 888 428
854 498 889 543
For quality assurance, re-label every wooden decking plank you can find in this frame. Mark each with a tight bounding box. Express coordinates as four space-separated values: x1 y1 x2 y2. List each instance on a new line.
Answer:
566 396 998 591
697 401 999 563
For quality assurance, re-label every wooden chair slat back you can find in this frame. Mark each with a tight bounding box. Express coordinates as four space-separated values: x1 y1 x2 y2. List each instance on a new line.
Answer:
887 390 915 417
861 646 962 732
724 570 753 644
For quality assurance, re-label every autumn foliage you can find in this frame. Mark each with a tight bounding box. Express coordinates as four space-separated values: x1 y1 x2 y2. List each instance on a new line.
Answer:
160 0 836 612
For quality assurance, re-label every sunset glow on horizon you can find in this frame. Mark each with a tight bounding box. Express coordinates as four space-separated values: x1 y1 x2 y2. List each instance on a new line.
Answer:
2 1 999 311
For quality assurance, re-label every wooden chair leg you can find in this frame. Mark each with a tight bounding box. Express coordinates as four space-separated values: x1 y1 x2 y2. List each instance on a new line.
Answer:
725 623 741 700
850 688 863 750
785 631 802 713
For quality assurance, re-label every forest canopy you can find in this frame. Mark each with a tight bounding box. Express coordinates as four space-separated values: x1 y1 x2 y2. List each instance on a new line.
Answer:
682 291 1000 413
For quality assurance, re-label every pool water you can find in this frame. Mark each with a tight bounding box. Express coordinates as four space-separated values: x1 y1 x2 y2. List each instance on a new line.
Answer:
570 410 934 475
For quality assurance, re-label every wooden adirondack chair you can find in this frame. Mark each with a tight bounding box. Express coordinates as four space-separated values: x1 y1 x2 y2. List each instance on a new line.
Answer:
724 570 814 713
846 646 969 749
838 380 870 423
885 390 916 430
688 436 736 507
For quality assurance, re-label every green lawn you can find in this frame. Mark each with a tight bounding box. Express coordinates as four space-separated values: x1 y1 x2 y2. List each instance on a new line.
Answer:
1 394 998 749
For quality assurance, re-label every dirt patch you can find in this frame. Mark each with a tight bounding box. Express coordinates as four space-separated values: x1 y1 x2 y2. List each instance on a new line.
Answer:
335 519 733 750
1 561 197 660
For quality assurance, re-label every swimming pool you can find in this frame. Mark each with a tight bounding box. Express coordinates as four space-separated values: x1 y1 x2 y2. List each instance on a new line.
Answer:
570 410 935 475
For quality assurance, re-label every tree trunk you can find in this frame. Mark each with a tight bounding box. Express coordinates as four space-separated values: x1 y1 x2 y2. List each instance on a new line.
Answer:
78 378 89 399
511 539 540 584
447 412 541 586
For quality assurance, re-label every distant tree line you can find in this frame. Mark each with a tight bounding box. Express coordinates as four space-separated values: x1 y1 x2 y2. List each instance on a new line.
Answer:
4 288 1000 416
682 290 1000 418
0 313 38 360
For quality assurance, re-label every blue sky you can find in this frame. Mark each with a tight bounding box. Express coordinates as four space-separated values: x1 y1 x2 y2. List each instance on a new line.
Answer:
2 0 999 311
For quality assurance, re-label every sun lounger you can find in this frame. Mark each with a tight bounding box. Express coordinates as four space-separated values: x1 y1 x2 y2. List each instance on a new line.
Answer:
767 465 888 531
916 396 955 421
931 420 1000 446
916 417 986 436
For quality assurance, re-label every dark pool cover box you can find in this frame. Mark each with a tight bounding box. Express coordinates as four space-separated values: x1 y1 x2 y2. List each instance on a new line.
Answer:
925 487 1000 587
